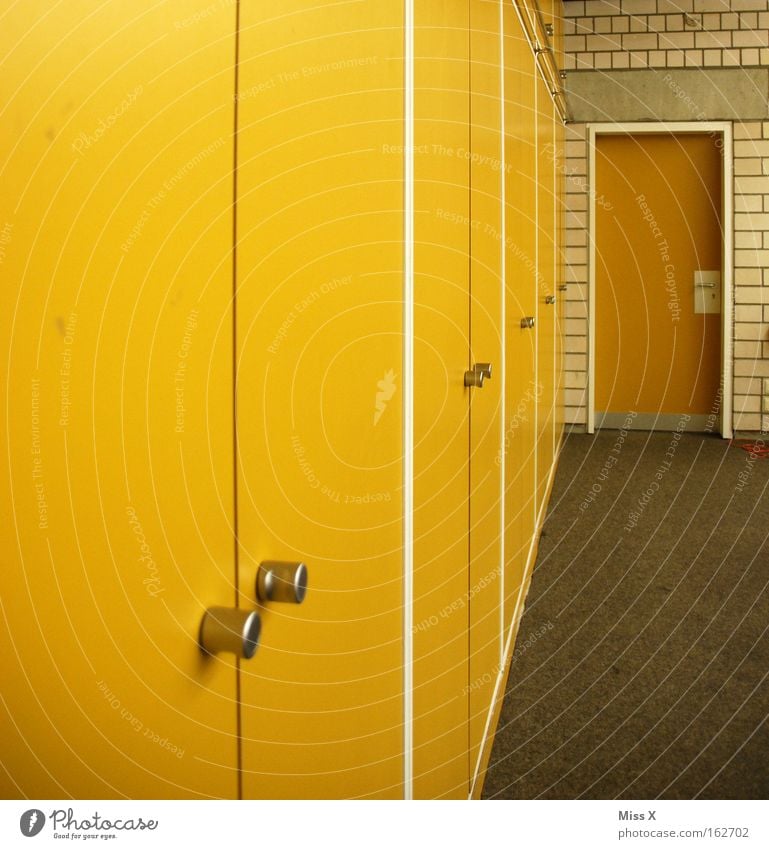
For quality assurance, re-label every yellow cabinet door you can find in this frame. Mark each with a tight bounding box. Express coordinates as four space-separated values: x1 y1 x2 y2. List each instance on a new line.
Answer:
410 1 546 798
595 133 722 421
536 72 557 515
411 0 471 800
412 0 513 799
0 0 554 801
502 3 538 639
234 0 508 800
235 0 405 799
0 2 238 797
468 0 504 790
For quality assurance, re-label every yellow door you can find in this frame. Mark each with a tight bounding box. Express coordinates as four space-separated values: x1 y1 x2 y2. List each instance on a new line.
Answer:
235 1 405 799
550 0 567 446
412 0 471 800
411 0 513 799
463 2 542 798
536 72 556 514
536 0 559 506
0 1 238 797
0 0 560 802
595 134 723 426
468 0 504 788
502 3 538 642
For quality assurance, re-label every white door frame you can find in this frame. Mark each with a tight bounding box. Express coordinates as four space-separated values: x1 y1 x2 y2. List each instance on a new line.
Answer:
586 121 734 438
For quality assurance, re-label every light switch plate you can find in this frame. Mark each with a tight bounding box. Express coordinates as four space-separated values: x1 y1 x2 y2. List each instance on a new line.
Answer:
694 270 721 314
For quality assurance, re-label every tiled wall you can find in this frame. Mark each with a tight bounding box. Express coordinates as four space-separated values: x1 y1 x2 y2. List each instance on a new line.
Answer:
563 0 769 70
560 0 769 431
561 121 590 424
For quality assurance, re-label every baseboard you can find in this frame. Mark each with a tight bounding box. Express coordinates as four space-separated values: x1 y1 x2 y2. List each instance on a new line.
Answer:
565 421 587 434
596 412 710 431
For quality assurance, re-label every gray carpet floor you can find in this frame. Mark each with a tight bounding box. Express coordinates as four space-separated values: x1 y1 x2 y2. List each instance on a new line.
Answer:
483 430 769 799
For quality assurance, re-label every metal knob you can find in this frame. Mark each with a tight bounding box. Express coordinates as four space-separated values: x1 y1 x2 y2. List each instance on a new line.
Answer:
545 295 556 304
520 316 535 329
200 607 261 659
558 284 568 291
464 362 492 388
257 561 308 604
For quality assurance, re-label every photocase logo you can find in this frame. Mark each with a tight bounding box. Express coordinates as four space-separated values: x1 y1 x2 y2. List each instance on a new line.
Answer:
19 809 46 837
374 369 397 425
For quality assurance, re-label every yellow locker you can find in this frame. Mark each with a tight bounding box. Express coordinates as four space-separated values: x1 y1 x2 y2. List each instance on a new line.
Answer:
502 1 538 643
236 0 405 799
595 134 722 418
412 0 472 799
536 72 557 515
553 5 567 445
0 0 565 801
468 0 504 787
0 1 238 797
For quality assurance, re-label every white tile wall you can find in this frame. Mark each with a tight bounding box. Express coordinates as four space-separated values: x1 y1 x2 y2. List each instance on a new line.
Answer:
563 0 769 71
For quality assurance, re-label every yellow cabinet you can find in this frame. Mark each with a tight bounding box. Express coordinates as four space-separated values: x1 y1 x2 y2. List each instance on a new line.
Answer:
595 133 722 420
468 0 504 792
536 71 557 516
0 1 238 798
412 0 472 799
0 0 565 800
235 0 405 799
502 1 538 647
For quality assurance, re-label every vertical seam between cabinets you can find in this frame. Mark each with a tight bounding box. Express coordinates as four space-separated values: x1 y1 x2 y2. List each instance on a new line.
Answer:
232 0 243 803
466 0 472 798
533 66 539 540
497 0 506 690
403 0 415 802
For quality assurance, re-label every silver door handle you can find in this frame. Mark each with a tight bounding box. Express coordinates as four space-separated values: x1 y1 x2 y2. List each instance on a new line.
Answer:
464 362 492 388
545 295 555 304
257 561 308 604
695 282 716 288
200 607 261 658
521 316 535 329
